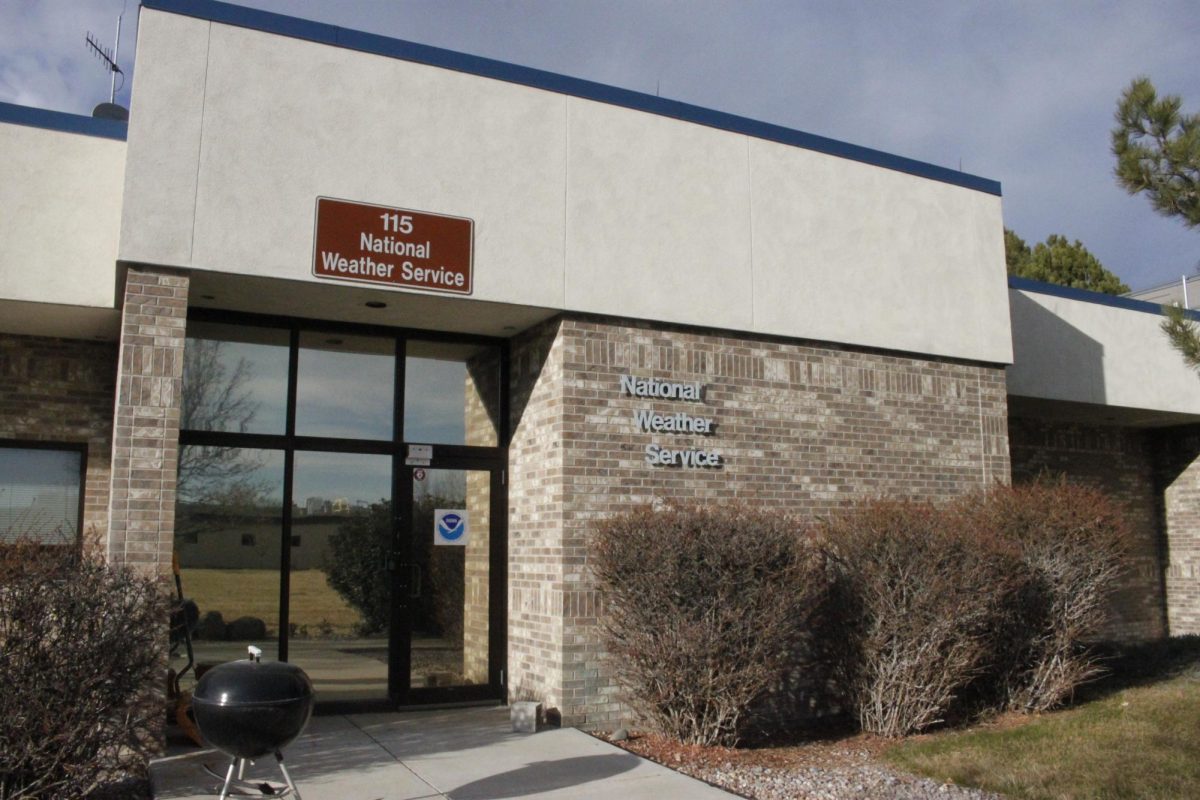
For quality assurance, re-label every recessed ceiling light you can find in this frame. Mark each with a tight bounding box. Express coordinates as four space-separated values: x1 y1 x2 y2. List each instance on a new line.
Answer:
365 301 387 309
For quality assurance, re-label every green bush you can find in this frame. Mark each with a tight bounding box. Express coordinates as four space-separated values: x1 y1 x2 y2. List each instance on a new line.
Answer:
590 502 822 746
0 541 167 799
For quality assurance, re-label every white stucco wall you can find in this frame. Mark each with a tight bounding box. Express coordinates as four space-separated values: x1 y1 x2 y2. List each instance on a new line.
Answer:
1007 287 1200 415
0 121 124 309
120 7 1012 364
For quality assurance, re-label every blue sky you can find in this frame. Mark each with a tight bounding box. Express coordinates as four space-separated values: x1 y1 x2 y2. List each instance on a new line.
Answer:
2 0 1197 291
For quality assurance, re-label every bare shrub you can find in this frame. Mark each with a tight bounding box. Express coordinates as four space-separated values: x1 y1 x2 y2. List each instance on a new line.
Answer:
956 479 1130 712
590 502 822 746
818 499 1020 738
0 540 168 799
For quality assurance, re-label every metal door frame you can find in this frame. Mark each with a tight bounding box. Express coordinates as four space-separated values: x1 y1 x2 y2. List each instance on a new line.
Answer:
391 456 507 706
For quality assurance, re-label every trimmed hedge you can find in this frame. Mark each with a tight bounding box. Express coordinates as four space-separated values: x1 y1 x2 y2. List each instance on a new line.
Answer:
592 482 1131 742
590 502 823 746
816 498 1024 737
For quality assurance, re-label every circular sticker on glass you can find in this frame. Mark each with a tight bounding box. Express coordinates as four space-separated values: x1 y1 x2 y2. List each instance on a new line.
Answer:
434 509 468 546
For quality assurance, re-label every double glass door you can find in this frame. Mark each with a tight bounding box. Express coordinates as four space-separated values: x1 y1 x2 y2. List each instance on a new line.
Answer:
286 457 502 705
174 316 506 708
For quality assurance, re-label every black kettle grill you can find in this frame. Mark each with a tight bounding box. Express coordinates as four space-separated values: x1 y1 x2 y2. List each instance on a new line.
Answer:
192 646 315 798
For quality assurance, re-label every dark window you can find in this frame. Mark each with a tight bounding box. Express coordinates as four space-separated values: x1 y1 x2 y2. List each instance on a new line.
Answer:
241 533 256 547
0 443 84 545
290 535 301 547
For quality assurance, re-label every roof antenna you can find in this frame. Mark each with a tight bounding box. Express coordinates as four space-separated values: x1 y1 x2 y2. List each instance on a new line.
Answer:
85 13 128 120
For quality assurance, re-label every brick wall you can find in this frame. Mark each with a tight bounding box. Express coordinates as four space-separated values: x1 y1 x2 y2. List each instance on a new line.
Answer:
1153 424 1200 635
107 267 189 574
509 314 1010 728
0 333 118 549
507 321 567 707
1009 417 1166 641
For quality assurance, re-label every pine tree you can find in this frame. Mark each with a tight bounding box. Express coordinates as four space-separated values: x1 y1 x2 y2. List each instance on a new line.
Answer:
1004 229 1129 295
1113 78 1200 373
1112 77 1199 228
1162 305 1200 370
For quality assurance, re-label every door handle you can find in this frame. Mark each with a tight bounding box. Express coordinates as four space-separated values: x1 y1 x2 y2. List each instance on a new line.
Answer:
410 564 422 599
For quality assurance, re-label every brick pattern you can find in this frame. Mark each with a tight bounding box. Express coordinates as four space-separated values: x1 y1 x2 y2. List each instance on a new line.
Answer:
1153 425 1200 635
106 268 189 574
509 314 1011 728
507 320 566 706
462 350 502 682
1009 417 1166 641
0 333 117 550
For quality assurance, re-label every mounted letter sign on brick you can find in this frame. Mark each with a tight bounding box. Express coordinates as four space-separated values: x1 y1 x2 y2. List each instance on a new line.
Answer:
313 197 473 295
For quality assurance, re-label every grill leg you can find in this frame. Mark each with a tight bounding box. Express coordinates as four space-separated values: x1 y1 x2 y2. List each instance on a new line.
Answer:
217 757 238 800
276 751 302 800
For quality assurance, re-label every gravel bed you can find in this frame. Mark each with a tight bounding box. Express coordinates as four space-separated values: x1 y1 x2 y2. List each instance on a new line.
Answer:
687 754 1004 799
608 733 1005 800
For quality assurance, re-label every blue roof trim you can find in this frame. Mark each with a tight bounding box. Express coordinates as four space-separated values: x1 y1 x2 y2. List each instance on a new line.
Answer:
1009 276 1200 321
0 102 126 141
142 0 1001 196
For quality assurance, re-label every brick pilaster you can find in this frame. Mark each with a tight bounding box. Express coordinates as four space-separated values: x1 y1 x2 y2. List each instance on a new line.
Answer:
1154 425 1200 635
106 267 189 574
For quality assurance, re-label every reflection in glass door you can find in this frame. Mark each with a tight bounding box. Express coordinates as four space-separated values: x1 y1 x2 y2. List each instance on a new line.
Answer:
288 451 393 703
407 468 491 691
177 315 507 709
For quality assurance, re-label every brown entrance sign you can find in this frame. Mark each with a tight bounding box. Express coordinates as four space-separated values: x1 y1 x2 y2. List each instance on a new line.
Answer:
313 197 473 295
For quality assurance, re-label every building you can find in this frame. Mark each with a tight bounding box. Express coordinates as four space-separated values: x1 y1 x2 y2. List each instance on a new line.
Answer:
2 0 1199 728
1128 274 1200 309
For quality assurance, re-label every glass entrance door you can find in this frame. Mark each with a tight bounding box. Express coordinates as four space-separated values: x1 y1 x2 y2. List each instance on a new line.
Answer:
397 464 504 704
284 459 503 706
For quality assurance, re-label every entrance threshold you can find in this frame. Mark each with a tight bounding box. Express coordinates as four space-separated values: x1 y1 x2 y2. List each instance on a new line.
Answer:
315 697 505 716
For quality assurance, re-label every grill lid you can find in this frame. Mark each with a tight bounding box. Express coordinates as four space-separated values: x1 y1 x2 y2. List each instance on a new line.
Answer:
193 659 314 707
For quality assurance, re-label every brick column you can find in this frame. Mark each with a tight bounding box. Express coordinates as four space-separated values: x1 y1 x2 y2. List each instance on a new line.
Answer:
463 350 502 683
106 267 189 574
1155 425 1200 635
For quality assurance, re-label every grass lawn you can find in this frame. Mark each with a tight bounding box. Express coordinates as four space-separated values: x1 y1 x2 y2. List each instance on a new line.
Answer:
182 568 362 636
885 668 1200 799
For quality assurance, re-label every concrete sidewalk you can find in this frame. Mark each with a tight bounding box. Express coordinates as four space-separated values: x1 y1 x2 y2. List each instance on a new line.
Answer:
150 706 739 799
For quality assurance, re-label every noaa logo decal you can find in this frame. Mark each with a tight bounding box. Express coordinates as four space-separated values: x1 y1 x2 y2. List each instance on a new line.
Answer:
438 513 464 540
434 509 469 546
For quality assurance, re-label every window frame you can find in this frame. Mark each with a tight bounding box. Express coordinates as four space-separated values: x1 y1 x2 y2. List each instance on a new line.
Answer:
0 439 87 547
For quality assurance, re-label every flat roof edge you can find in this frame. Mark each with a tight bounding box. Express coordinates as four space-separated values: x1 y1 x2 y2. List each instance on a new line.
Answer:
143 0 1002 197
0 102 127 141
1009 275 1200 321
